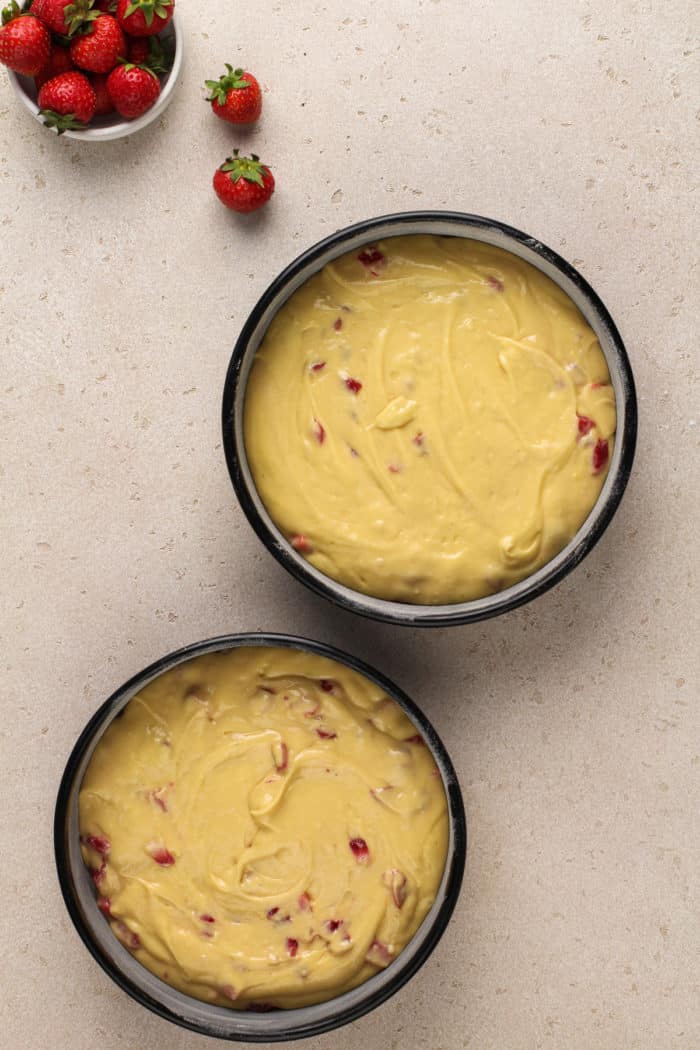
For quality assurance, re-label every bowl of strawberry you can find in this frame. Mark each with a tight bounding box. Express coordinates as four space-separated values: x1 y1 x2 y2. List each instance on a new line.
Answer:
0 0 183 139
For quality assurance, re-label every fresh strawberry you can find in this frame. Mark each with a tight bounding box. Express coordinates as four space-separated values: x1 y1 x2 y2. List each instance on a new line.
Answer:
90 71 113 113
127 35 147 63
127 32 166 71
38 70 96 130
115 0 172 36
213 151 275 213
0 3 50 76
106 60 159 117
70 14 124 72
32 0 96 36
205 64 262 125
35 42 74 88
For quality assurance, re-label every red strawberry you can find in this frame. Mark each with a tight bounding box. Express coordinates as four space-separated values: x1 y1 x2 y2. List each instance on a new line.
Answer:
70 14 124 73
127 35 147 63
0 4 50 76
35 43 74 88
90 71 113 113
115 0 172 37
38 70 96 130
127 32 166 70
213 151 275 214
106 60 159 117
205 64 262 125
32 0 96 36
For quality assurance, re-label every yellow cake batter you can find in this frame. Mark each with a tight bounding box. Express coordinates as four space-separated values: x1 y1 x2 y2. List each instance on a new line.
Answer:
243 235 616 604
79 646 448 1010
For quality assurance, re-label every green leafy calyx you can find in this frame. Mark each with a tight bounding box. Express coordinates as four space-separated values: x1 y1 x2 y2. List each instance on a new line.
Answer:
219 150 267 187
205 64 251 105
1 1 24 25
40 108 86 134
63 0 99 36
124 0 172 27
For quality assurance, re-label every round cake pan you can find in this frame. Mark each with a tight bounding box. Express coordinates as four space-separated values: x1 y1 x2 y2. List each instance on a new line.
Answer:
55 633 467 1042
222 211 637 627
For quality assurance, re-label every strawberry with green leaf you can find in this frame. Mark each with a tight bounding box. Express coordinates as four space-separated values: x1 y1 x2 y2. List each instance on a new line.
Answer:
213 151 275 213
32 0 96 37
70 14 124 73
128 31 167 71
205 64 262 124
106 59 159 116
0 2 50 75
38 69 96 131
35 42 74 88
115 0 172 37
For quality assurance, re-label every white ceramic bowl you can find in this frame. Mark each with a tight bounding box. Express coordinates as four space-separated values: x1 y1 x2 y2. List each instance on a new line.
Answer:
6 9 183 141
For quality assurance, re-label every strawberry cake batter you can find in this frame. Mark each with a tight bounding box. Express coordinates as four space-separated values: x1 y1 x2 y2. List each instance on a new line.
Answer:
243 235 616 603
79 646 448 1009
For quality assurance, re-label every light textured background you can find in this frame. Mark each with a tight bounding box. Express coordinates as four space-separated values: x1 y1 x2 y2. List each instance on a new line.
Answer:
1 1 698 1048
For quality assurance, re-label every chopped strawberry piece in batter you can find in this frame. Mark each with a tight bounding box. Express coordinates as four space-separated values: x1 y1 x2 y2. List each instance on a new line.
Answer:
365 940 394 967
326 918 343 933
286 937 299 957
221 984 238 1001
383 868 408 908
486 274 504 292
272 740 288 772
320 679 334 692
116 921 141 950
577 414 595 437
147 844 175 866
316 727 337 740
97 896 112 918
84 834 111 856
592 437 609 474
200 914 216 923
291 534 313 553
298 892 312 911
358 247 386 271
312 418 326 444
333 317 343 331
349 837 370 863
310 360 326 372
344 376 363 394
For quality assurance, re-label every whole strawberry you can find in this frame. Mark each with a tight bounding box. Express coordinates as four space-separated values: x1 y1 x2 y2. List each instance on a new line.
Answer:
128 32 166 70
0 3 50 76
35 42 74 88
213 151 275 213
115 0 172 37
205 64 262 124
90 71 113 114
32 0 96 37
38 69 96 131
70 14 124 73
106 60 159 117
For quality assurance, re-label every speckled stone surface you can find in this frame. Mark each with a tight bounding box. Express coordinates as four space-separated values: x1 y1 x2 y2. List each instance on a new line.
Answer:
1 1 698 1048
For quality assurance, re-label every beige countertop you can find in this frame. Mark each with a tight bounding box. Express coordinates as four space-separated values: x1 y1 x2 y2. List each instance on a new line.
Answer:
1 1 698 1047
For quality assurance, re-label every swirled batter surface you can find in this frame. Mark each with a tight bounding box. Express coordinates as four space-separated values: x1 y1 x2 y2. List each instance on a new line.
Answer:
244 235 616 603
79 646 448 1009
